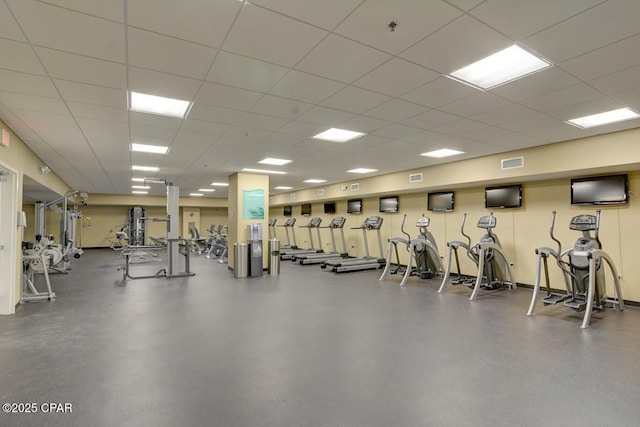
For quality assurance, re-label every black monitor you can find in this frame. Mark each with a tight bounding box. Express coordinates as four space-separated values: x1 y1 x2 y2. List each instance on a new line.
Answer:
379 196 399 213
347 199 362 214
324 202 336 214
571 174 628 205
485 184 522 209
283 205 292 217
428 192 454 212
301 203 312 216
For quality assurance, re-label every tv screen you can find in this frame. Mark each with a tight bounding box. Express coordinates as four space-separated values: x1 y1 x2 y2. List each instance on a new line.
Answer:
324 202 336 214
571 174 628 205
428 192 454 212
301 203 312 216
485 184 522 209
283 205 292 217
379 196 399 213
347 199 362 214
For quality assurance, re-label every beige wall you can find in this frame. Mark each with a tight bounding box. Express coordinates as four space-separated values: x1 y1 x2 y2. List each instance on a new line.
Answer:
270 172 640 302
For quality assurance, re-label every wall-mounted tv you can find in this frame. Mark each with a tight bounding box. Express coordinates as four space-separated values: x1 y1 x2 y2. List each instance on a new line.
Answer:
379 196 399 213
428 192 454 212
485 184 522 209
347 199 362 214
301 203 312 216
571 174 628 205
324 202 336 214
283 205 292 217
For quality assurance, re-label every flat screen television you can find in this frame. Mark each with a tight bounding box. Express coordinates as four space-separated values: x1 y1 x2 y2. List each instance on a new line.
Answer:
571 174 628 205
347 199 362 214
379 196 399 213
324 202 336 214
301 203 312 216
283 205 292 217
485 184 522 209
428 192 454 212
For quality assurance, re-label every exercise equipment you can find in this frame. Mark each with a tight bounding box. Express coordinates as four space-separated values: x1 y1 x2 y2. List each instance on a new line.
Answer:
205 224 228 263
438 213 516 299
526 210 624 328
276 218 297 250
280 217 323 260
379 214 443 286
295 216 349 265
268 218 277 240
322 216 385 273
21 242 55 302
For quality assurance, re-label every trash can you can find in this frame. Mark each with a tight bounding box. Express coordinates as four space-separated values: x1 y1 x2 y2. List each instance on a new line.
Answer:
233 242 249 278
268 238 280 275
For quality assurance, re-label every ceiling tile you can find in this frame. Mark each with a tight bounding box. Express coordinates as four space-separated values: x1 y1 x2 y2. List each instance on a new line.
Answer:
0 92 65 114
524 0 640 63
521 84 602 111
490 67 580 102
371 124 424 139
76 117 129 134
195 82 262 111
235 112 289 132
295 106 355 125
613 87 640 111
589 64 640 95
472 103 539 126
295 34 391 84
269 70 345 104
54 80 126 108
180 120 228 137
249 95 313 119
321 86 390 114
128 67 201 101
401 109 461 130
36 47 126 89
0 1 26 42
127 0 240 47
547 97 625 122
66 102 127 122
335 0 462 55
7 0 125 62
277 121 325 137
354 58 440 97
130 111 183 130
249 0 361 30
336 115 390 133
223 5 327 67
187 104 244 125
127 28 217 80
400 15 511 74
0 69 58 98
470 0 603 40
205 51 289 93
400 77 477 108
0 39 46 74
431 118 489 136
438 92 511 117
363 99 428 122
42 0 125 22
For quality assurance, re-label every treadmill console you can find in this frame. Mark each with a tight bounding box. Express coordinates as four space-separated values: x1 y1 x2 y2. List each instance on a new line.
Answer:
569 214 597 231
362 216 383 229
329 217 346 228
268 218 277 226
307 217 322 227
477 215 497 229
283 218 296 226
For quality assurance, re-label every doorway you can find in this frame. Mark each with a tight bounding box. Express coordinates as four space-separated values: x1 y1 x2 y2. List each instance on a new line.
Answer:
0 161 18 314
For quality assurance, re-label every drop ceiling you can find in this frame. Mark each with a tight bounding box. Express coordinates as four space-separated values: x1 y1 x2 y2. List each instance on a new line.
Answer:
1 0 639 200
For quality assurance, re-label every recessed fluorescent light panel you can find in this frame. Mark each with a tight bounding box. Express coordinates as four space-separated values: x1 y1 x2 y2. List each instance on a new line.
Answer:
131 143 169 154
421 149 464 158
129 91 191 118
189 193 203 197
131 177 145 182
258 157 292 166
566 108 640 129
132 191 148 194
242 168 287 175
131 185 150 189
312 128 365 143
132 165 159 172
347 168 378 174
304 179 326 184
274 186 293 190
211 182 229 187
448 45 551 90
198 189 215 192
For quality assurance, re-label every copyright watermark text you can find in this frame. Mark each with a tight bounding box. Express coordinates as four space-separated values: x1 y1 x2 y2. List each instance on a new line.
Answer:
2 402 73 413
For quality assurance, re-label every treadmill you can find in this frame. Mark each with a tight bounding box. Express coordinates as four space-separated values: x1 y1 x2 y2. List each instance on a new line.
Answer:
295 216 349 265
322 216 385 273
276 217 298 251
280 217 324 260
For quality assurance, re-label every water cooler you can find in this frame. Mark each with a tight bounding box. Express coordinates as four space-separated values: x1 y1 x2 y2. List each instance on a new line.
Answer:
248 224 263 277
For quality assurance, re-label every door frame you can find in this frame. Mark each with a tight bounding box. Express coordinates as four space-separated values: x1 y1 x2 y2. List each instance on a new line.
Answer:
0 160 18 314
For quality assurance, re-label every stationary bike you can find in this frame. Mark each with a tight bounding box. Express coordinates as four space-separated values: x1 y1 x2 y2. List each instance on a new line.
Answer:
527 210 624 328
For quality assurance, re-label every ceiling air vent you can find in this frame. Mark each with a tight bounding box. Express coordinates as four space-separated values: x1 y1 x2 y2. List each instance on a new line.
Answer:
501 156 524 170
409 172 423 183
350 183 360 191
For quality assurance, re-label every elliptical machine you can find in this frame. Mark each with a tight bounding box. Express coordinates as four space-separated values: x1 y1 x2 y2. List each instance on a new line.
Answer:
379 214 443 286
438 213 516 300
526 210 624 328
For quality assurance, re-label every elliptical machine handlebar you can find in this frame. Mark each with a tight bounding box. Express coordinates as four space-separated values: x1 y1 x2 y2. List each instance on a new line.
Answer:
460 213 471 248
595 209 602 249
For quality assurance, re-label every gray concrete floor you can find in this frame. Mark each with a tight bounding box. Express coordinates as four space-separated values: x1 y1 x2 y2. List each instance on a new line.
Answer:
1 249 639 427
